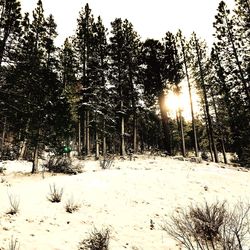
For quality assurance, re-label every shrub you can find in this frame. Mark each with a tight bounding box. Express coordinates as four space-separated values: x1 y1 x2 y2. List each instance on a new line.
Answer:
100 155 114 170
201 151 209 161
190 201 226 241
162 201 250 250
47 183 63 203
7 193 20 215
1 177 6 183
45 156 82 174
79 227 110 250
65 197 80 213
8 236 20 250
221 202 250 249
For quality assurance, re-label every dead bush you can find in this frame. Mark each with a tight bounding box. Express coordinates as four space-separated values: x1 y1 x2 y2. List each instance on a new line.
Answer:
100 155 114 170
220 202 250 250
79 227 110 250
65 197 80 213
162 201 250 250
190 201 226 242
47 183 63 203
6 193 20 215
8 236 20 250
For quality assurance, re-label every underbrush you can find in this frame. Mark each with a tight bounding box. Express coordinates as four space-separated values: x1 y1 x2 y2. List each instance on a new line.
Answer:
162 201 250 250
79 227 110 250
44 156 83 174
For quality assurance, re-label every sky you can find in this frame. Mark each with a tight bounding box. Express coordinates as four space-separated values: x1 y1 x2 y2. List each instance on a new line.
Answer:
20 0 235 47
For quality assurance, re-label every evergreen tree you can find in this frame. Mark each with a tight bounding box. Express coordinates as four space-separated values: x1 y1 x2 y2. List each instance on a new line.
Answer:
213 1 250 165
0 0 22 154
88 16 110 158
176 30 199 157
234 0 250 92
163 32 185 156
140 39 167 152
109 18 141 156
0 0 22 65
140 33 183 155
60 37 78 151
5 0 71 172
122 19 141 154
190 33 219 162
74 3 95 156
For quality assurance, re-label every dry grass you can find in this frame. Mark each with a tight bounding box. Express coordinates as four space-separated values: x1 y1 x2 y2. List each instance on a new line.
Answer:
8 236 20 250
47 183 63 203
65 197 81 213
6 193 20 215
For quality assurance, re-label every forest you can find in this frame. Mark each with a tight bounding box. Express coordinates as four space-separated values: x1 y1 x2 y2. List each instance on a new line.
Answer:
0 0 249 172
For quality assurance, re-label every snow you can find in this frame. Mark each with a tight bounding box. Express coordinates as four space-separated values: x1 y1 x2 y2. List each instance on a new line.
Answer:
0 156 249 249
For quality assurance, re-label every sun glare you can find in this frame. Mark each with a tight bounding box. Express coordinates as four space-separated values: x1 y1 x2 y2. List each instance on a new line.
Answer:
165 82 200 121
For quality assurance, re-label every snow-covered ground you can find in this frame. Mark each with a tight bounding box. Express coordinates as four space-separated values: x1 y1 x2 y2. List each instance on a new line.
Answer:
0 156 249 249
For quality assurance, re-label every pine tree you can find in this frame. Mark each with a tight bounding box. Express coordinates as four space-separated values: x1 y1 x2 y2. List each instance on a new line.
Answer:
44 14 58 70
88 16 110 158
140 39 168 152
190 33 219 162
163 32 185 156
140 34 183 155
234 0 250 93
109 18 141 156
5 0 71 172
214 1 249 104
122 19 141 154
60 37 79 151
0 0 22 154
74 3 95 156
213 1 250 166
176 30 199 157
0 0 22 65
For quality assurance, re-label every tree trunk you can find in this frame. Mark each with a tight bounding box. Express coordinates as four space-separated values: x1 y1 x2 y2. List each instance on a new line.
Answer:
86 110 90 155
133 115 137 153
140 130 144 153
78 116 81 156
211 90 228 164
83 111 86 154
32 142 39 174
128 62 137 154
119 81 126 156
194 35 219 162
159 92 171 155
32 130 40 174
220 138 228 164
1 117 7 153
18 139 28 160
203 108 214 162
102 119 107 156
178 110 186 157
179 33 199 156
120 114 125 156
95 129 99 160
18 119 30 160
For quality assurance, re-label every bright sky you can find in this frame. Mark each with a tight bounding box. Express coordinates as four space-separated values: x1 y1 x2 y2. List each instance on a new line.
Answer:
20 0 235 47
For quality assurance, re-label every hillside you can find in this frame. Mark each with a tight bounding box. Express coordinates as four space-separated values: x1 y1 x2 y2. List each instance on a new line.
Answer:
0 156 249 249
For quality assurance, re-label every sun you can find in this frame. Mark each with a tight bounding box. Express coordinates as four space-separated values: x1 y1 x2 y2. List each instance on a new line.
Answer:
165 81 200 121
